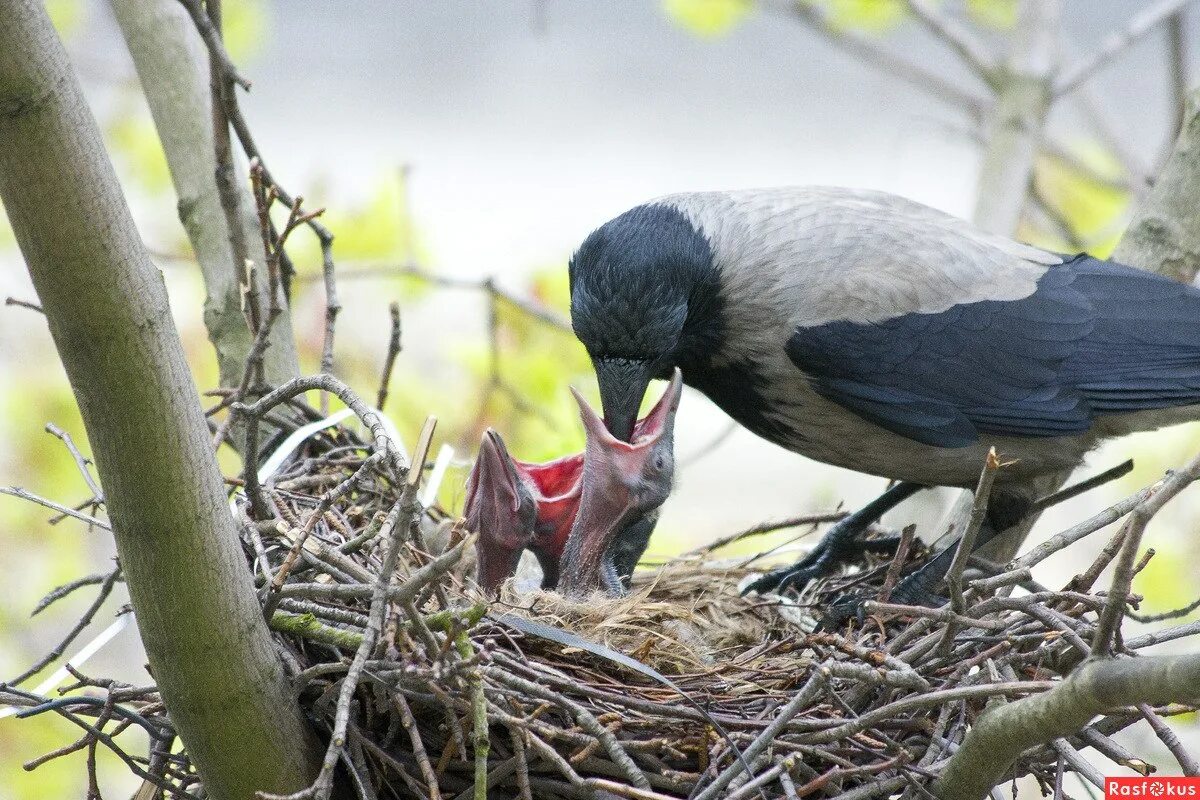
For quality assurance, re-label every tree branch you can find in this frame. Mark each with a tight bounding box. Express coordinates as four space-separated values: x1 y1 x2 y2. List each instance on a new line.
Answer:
1055 0 1199 97
0 3 321 797
972 0 1059 235
108 0 300 421
1114 87 1200 281
903 0 997 88
768 0 988 119
931 653 1200 799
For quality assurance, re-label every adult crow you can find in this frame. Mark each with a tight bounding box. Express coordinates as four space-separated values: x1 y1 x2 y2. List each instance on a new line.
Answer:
568 186 1200 599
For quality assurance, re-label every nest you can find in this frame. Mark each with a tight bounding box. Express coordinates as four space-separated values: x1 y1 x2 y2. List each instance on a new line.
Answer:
7 384 1200 800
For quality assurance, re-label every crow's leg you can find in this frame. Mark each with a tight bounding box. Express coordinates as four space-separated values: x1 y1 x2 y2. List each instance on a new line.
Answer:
816 488 1036 629
888 488 1033 606
742 481 926 596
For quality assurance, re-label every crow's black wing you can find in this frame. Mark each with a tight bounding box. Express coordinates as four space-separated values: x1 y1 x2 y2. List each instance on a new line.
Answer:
786 256 1200 448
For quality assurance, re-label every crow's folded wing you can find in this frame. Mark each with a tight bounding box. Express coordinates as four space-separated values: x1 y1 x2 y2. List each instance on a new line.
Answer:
786 256 1200 447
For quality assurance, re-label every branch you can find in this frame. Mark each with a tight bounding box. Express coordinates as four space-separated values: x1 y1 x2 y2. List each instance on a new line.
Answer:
108 0 300 428
1114 86 1200 282
0 3 321 795
767 0 988 119
971 0 1059 235
1055 0 1199 97
903 0 997 87
932 653 1200 799
1092 449 1200 656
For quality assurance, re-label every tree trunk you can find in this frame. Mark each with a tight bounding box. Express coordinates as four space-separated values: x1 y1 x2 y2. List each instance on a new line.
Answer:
0 3 320 799
107 0 301 406
1113 89 1200 281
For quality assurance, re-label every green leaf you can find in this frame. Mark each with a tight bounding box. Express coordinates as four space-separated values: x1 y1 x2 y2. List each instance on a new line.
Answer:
662 0 753 37
222 0 270 62
966 0 1018 29
812 0 907 33
45 0 84 39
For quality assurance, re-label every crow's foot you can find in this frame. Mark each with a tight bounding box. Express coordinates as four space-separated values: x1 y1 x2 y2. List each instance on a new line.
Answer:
742 532 904 596
742 482 926 597
815 584 949 631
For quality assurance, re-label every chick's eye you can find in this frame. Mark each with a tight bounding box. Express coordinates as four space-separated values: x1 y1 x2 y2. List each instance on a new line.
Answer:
653 454 666 471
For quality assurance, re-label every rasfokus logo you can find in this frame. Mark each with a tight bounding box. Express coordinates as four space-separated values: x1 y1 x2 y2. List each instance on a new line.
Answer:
1107 778 1200 797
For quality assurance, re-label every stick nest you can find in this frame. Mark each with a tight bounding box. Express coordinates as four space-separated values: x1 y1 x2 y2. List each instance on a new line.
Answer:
8 393 1200 800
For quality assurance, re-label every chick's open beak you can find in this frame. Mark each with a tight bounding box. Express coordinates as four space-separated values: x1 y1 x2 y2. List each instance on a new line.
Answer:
465 429 536 592
558 369 683 597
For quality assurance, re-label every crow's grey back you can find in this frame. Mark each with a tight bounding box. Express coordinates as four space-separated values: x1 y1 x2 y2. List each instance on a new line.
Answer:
656 187 1062 329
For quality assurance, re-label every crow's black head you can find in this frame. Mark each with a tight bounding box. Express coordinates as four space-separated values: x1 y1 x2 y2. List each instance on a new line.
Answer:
569 202 720 439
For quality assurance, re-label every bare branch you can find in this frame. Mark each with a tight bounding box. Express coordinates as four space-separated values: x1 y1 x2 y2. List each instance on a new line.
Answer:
1092 450 1200 656
903 0 997 86
766 0 989 119
1055 0 1199 97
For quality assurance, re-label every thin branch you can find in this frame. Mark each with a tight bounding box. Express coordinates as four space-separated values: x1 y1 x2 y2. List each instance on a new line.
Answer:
903 0 997 87
767 0 989 119
44 423 104 503
0 486 111 529
682 511 845 556
5 296 43 313
376 302 402 412
1094 452 1200 656
1055 0 1200 96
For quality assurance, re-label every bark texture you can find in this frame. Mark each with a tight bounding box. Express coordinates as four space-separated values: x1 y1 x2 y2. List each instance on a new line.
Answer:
0 3 320 798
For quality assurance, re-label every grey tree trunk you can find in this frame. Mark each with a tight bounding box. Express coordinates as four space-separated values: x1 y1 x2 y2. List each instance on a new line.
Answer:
1113 89 1200 281
107 0 300 397
0 3 320 798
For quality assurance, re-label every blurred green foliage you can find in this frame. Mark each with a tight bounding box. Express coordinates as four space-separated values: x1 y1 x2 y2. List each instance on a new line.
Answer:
662 0 753 36
663 0 1021 36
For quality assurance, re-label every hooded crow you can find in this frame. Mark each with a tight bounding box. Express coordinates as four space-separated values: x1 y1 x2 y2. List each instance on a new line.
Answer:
569 186 1200 599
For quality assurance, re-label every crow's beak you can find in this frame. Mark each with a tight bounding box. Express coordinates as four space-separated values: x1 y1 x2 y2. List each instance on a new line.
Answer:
558 370 682 597
593 357 653 442
464 429 536 593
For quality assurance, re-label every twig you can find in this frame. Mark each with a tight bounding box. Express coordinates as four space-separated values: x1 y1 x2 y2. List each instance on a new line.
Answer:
693 673 824 800
937 450 1000 654
1055 0 1200 96
903 0 997 86
683 511 846 556
5 296 43 313
0 486 111 530
44 424 103 503
766 0 988 118
1015 483 1155 570
1138 702 1199 775
376 302 402 412
878 525 916 604
1093 453 1200 656
8 569 123 686
1031 460 1133 512
261 424 427 800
